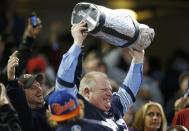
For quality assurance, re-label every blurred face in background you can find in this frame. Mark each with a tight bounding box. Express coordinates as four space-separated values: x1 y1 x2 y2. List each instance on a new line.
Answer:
180 77 189 93
84 55 107 73
85 58 101 73
144 105 162 131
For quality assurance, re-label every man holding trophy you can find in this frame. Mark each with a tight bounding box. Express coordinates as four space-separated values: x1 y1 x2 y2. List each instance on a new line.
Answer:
50 2 154 131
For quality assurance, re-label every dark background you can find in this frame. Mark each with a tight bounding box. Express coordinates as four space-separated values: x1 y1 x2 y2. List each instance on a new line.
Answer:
2 0 189 65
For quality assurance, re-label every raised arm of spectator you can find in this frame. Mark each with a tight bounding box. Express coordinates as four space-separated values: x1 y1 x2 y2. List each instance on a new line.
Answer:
6 51 33 131
0 16 42 84
117 48 144 113
56 21 87 94
16 16 42 76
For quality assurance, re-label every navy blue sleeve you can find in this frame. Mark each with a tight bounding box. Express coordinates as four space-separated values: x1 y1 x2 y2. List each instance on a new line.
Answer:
0 104 22 131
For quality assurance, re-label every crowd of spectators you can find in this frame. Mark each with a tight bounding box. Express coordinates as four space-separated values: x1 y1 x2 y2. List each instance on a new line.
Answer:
1 1 189 130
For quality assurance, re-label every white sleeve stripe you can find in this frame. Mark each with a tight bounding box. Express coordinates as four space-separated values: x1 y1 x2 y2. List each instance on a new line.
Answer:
116 87 134 113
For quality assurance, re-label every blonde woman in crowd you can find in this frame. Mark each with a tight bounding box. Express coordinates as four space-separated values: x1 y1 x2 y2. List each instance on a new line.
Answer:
131 101 167 131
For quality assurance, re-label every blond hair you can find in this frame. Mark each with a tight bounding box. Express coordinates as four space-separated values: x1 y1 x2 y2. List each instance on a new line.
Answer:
133 101 167 131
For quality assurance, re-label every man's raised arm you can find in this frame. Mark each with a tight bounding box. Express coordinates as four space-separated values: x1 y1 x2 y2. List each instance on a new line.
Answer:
56 21 87 94
117 48 144 113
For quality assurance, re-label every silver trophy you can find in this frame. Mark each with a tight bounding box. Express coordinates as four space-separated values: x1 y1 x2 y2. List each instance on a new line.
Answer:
71 2 155 50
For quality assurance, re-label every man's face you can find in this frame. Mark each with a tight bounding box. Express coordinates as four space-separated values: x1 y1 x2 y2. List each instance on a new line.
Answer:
25 80 44 107
88 77 112 112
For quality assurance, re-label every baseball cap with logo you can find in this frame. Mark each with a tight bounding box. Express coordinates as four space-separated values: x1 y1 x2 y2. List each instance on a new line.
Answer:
18 73 44 89
48 90 80 122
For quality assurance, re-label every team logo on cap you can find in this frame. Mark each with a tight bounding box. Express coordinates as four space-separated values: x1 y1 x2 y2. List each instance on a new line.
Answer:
51 99 76 115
